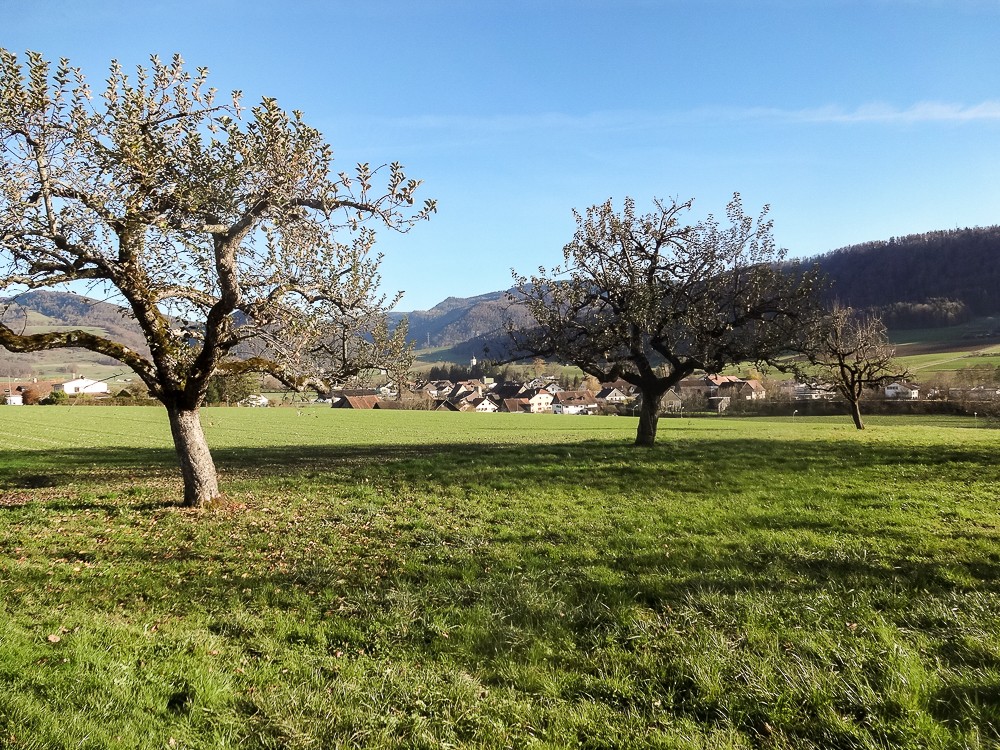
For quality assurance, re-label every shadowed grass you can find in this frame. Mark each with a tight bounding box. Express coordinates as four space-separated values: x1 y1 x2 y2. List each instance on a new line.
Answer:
1 409 999 748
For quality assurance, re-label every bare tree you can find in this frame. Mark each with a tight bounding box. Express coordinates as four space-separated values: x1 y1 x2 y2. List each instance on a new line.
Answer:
0 50 433 506
800 306 908 430
512 194 820 446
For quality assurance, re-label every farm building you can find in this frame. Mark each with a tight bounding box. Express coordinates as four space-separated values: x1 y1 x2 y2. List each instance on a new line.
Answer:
55 378 109 395
885 382 920 400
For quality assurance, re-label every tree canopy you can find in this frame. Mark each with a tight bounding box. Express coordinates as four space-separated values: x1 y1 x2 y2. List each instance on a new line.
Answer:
512 194 820 445
0 50 433 505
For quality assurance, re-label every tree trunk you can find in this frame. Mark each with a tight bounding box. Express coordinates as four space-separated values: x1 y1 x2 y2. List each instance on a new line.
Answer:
635 389 662 446
166 405 221 507
849 398 865 430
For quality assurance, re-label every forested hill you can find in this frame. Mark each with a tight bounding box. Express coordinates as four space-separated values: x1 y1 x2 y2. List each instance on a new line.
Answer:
394 291 527 350
3 227 998 364
0 289 150 355
812 226 1000 328
399 226 1000 348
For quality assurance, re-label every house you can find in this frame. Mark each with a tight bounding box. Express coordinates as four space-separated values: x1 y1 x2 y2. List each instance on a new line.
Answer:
661 388 683 412
595 386 628 404
334 394 380 409
705 374 743 389
718 379 766 401
471 396 500 413
501 397 532 414
490 382 525 401
601 379 638 397
551 390 598 415
453 395 481 412
708 395 731 413
790 382 836 401
373 399 407 410
4 394 23 406
524 388 553 413
676 377 713 399
239 394 270 407
885 381 919 400
55 377 109 395
425 380 454 398
445 382 479 402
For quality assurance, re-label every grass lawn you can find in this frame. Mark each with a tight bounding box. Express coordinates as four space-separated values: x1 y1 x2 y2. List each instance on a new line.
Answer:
1 408 999 749
900 351 1000 374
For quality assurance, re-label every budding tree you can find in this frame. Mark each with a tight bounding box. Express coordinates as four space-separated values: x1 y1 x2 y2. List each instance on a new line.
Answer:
512 195 820 446
0 50 433 506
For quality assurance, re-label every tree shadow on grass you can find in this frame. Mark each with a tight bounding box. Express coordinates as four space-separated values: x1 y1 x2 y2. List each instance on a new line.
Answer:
6 435 999 607
3 435 1000 745
2 433 999 515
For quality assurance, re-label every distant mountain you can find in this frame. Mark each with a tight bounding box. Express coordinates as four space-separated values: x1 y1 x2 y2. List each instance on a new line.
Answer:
0 290 153 379
4 226 999 373
1 290 150 354
394 290 531 351
397 225 1000 349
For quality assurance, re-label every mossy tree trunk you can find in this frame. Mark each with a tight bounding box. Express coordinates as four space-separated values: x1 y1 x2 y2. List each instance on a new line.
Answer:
165 404 220 507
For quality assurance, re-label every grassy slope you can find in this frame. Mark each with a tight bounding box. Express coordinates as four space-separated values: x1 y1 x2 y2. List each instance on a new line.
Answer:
1 408 999 749
892 317 1000 374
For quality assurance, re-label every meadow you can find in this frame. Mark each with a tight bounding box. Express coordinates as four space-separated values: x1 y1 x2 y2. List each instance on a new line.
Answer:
1 407 999 749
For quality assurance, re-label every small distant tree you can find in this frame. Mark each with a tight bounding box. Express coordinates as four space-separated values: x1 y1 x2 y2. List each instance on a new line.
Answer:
19 385 42 404
799 306 908 430
203 372 258 405
512 194 820 446
40 389 67 405
0 50 433 506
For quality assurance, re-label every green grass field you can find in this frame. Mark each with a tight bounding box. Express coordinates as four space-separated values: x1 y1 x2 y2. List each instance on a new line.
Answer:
1 408 999 749
890 317 1000 375
898 351 1000 374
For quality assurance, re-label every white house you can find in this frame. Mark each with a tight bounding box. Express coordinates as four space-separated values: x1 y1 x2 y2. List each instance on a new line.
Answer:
4 394 23 406
790 382 835 401
885 382 919 400
525 388 554 413
55 377 109 395
472 396 499 413
551 390 598 415
240 394 271 407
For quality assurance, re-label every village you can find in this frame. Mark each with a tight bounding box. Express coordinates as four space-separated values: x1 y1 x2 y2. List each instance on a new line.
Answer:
9 366 1000 416
342 371 929 415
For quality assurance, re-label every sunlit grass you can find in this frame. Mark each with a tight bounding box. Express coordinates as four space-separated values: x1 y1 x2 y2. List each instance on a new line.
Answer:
1 408 999 748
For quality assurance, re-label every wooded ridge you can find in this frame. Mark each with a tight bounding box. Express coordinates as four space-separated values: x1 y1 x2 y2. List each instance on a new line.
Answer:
4 225 999 366
401 225 1000 349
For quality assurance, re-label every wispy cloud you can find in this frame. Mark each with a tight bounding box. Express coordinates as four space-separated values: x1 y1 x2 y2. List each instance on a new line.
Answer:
373 101 1000 133
761 101 1000 124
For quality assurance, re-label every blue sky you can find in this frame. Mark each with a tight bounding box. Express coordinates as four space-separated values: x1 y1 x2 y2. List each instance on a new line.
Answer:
4 0 1000 310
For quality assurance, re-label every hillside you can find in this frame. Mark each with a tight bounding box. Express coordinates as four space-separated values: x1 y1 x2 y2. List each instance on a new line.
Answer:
3 226 999 373
813 226 1000 327
396 290 531 350
401 226 1000 353
0 290 150 379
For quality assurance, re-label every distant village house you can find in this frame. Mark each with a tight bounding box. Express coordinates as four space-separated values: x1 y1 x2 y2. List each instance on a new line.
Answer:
55 377 109 395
